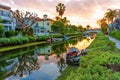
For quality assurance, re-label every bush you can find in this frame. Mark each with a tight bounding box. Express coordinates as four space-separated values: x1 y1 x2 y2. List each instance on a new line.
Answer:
0 38 10 46
36 35 50 41
0 24 4 38
9 37 22 45
18 37 29 43
110 31 120 40
28 36 36 42
5 30 18 37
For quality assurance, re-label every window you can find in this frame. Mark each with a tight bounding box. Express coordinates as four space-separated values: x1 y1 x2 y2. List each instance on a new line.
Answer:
37 29 39 33
0 10 3 16
9 26 12 30
36 23 38 27
3 11 11 17
47 22 49 26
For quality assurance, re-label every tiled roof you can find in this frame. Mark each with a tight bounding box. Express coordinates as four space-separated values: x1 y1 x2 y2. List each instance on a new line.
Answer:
0 4 11 10
35 17 54 21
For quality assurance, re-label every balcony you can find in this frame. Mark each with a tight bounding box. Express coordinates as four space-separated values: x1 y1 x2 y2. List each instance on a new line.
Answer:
0 15 11 21
2 23 12 27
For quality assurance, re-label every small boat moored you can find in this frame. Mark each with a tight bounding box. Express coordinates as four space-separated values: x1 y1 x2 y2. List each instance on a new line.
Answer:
66 47 80 66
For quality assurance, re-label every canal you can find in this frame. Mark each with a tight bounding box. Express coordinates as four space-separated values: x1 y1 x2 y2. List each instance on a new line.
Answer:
0 37 94 80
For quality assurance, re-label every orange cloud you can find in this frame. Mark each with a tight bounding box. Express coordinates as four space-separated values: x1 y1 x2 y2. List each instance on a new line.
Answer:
0 0 120 28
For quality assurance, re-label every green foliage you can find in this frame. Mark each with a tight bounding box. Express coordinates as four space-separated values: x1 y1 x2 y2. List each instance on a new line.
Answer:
0 69 4 80
51 21 65 33
36 35 50 41
0 24 4 38
57 32 120 80
5 30 18 37
22 27 34 36
0 33 82 46
110 31 120 40
0 38 10 46
28 36 36 42
70 25 77 32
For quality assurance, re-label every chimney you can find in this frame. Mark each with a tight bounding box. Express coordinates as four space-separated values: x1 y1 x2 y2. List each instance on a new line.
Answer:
43 14 47 20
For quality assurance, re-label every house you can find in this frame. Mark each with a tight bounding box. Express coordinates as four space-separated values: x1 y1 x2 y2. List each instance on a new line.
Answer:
32 15 54 35
0 4 16 31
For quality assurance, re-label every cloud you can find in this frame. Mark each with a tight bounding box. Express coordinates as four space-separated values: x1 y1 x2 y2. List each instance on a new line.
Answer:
0 0 120 28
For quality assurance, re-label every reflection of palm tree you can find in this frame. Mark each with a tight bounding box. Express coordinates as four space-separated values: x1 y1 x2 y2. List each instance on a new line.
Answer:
14 52 40 77
57 57 66 72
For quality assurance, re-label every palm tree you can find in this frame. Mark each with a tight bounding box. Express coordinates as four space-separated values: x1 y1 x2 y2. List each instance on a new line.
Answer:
61 17 70 26
86 25 91 30
56 3 65 18
104 9 117 24
55 16 61 21
97 18 108 34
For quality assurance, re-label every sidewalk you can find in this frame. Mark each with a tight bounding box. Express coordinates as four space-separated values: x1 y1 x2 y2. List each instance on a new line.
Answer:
109 36 120 49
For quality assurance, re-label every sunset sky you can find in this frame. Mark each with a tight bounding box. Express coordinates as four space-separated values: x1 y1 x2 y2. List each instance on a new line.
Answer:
0 0 120 28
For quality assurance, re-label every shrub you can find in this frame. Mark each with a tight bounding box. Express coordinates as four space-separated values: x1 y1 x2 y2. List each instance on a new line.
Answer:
0 24 4 38
28 36 36 42
9 37 22 45
110 31 120 40
0 38 10 46
18 37 29 43
5 30 18 37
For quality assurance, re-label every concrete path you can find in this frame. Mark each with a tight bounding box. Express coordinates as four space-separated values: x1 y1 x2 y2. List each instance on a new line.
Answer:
109 36 120 49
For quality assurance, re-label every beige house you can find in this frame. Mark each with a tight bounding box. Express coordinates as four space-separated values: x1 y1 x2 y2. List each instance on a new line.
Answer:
32 15 54 35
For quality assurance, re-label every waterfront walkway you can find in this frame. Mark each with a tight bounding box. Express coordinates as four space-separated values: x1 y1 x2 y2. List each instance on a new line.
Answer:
109 36 120 49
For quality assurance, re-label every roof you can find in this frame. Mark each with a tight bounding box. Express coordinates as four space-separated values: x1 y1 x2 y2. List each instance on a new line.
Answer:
0 4 11 10
35 17 54 22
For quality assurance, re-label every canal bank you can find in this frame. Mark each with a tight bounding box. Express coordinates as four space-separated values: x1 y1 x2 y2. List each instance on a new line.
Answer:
0 34 82 53
57 33 120 80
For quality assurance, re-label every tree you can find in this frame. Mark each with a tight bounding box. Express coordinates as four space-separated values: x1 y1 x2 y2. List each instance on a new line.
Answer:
56 3 65 18
71 25 77 32
61 17 70 27
0 19 4 38
55 16 61 21
97 18 108 34
11 10 38 32
104 9 117 23
51 21 65 33
86 25 91 30
77 25 84 32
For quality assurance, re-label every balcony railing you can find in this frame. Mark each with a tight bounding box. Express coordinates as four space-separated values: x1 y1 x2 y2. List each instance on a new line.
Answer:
0 15 11 21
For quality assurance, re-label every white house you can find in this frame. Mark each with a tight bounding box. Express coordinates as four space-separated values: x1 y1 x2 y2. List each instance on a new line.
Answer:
32 15 54 35
0 4 16 31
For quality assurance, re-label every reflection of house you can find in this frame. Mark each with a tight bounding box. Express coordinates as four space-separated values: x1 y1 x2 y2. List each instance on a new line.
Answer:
32 14 54 35
34 46 52 60
1 58 18 74
0 4 16 31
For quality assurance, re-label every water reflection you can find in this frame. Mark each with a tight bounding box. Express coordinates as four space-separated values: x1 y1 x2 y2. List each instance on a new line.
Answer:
57 57 66 72
14 52 40 77
0 37 94 80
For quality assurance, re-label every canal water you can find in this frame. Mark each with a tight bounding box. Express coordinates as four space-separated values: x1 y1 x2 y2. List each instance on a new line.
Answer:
0 37 94 80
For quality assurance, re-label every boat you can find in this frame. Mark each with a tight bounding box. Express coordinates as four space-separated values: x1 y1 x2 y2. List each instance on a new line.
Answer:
53 38 64 41
66 47 80 66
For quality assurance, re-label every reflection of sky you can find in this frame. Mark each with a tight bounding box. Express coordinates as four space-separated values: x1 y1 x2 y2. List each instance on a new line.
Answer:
5 38 93 80
20 63 60 80
69 38 94 51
